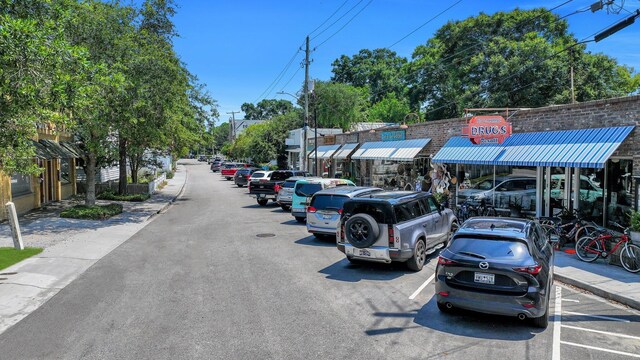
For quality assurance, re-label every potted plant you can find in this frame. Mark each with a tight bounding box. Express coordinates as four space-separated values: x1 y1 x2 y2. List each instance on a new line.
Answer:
629 210 640 242
508 197 523 218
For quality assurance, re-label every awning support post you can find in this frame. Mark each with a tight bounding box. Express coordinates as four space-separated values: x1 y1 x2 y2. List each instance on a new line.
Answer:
536 167 543 218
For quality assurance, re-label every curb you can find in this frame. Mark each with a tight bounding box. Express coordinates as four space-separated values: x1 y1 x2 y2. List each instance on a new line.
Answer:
155 166 188 215
555 273 640 311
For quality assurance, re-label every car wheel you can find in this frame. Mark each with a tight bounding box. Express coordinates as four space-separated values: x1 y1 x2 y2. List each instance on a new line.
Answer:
257 199 268 206
237 184 244 187
531 292 550 328
280 205 290 211
437 301 454 313
446 222 459 247
344 214 380 248
295 216 305 223
406 239 426 271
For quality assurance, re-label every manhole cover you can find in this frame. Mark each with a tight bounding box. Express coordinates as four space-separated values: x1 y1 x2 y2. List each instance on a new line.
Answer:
256 233 276 238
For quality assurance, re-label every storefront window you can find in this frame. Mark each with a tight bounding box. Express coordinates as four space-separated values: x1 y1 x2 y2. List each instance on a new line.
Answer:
606 159 633 228
60 158 71 184
10 173 32 197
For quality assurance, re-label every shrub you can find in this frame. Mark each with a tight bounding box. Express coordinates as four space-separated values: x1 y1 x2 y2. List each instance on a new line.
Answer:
165 171 174 179
97 190 150 202
629 210 640 232
60 204 123 220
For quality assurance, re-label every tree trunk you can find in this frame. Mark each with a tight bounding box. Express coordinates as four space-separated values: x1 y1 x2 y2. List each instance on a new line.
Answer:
118 136 128 194
85 153 97 206
129 154 139 184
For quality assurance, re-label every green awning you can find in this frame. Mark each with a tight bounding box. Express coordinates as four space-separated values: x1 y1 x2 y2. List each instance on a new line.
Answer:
39 139 76 159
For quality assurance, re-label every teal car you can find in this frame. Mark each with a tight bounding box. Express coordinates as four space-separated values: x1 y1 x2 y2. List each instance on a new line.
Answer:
291 178 355 223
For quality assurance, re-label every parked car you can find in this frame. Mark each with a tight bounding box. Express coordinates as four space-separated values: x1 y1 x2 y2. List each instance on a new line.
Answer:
221 163 245 180
435 217 554 328
249 170 309 206
197 154 207 162
337 191 457 271
291 178 355 223
210 160 223 172
276 176 307 211
457 176 536 211
306 186 382 239
234 168 258 187
247 170 273 191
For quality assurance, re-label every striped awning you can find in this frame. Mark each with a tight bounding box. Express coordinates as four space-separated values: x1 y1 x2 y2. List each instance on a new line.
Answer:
432 137 503 165
432 126 634 168
496 126 634 168
333 143 359 160
307 144 342 159
351 139 430 161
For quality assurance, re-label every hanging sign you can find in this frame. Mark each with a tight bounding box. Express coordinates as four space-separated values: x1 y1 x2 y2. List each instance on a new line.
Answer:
462 115 512 145
381 130 406 141
324 135 336 145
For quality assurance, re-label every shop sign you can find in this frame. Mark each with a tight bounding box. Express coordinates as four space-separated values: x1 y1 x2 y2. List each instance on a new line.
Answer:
381 130 405 142
324 135 336 145
462 115 512 145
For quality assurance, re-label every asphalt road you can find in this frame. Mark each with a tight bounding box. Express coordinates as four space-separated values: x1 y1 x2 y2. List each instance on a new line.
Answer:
1 160 638 360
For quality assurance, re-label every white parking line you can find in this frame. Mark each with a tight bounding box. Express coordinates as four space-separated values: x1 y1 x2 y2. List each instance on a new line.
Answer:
552 286 561 360
561 298 579 303
563 311 631 323
561 325 640 341
409 274 435 300
561 341 640 358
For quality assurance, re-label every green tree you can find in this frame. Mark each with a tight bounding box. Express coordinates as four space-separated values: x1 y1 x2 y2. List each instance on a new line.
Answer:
241 99 294 120
310 81 369 131
331 48 407 104
406 8 639 120
367 93 411 123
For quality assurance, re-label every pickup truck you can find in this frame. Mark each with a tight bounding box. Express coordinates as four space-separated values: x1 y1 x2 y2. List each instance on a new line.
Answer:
221 163 245 180
249 170 309 206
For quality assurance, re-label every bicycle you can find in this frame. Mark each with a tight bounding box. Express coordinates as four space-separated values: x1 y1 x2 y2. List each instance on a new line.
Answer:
575 222 640 273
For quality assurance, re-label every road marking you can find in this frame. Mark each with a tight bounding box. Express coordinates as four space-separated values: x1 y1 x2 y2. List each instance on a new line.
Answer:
563 311 631 323
561 325 640 341
562 298 579 303
561 341 640 358
409 274 435 300
552 286 561 360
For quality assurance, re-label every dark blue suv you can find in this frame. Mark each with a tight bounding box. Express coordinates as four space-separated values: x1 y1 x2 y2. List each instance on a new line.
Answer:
435 217 554 328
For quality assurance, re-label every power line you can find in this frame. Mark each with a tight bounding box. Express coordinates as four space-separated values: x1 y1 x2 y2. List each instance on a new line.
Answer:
387 0 464 49
315 0 374 49
308 0 351 37
311 0 366 40
253 42 304 103
279 63 304 92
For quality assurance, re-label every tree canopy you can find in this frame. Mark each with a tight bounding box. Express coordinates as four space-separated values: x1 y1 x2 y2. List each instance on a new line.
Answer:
241 99 294 120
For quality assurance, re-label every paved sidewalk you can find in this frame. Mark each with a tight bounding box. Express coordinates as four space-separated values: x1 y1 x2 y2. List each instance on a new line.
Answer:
0 164 188 335
554 249 640 310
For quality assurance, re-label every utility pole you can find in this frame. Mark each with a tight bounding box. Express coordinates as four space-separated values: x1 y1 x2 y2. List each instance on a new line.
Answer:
226 111 240 142
303 36 310 173
570 65 576 104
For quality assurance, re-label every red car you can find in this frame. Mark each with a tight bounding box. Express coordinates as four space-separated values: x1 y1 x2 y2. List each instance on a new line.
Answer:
221 163 249 180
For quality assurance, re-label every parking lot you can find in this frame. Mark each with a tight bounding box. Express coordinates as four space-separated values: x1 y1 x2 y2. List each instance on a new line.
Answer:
0 160 637 359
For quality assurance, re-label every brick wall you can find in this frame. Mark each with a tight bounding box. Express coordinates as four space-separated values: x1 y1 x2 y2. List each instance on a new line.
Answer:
320 95 640 172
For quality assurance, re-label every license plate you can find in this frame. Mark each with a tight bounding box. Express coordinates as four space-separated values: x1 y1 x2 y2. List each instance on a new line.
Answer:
357 249 371 257
474 272 495 284
322 214 333 219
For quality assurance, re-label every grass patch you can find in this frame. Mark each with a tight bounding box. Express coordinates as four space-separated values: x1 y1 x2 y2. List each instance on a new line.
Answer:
0 247 43 271
60 203 123 220
97 191 150 202
165 171 174 179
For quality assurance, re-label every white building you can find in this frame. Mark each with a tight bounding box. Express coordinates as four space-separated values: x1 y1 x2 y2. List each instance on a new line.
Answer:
230 119 262 139
285 127 343 171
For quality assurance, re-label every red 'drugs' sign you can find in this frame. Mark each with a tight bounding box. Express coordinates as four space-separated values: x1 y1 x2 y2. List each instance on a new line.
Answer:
462 115 512 145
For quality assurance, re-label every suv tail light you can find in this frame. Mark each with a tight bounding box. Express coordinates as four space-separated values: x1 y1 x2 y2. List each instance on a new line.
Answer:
274 184 281 193
388 225 394 248
513 264 542 275
438 256 458 266
307 206 317 213
245 175 251 179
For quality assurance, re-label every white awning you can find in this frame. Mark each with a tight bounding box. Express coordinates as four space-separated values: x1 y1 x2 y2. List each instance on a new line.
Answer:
351 139 431 161
307 144 342 159
333 143 359 160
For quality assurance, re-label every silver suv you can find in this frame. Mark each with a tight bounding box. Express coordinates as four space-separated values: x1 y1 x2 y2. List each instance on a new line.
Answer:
337 191 458 271
276 176 307 211
307 186 382 240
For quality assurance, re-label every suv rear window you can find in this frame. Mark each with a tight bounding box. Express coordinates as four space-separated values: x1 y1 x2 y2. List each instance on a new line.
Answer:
343 202 394 224
295 183 322 197
448 237 531 260
251 172 265 178
283 180 297 188
311 194 348 211
271 171 293 181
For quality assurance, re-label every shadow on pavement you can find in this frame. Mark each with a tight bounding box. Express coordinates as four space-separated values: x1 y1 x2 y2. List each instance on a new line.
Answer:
281 219 304 226
243 203 277 209
294 235 335 247
318 258 411 282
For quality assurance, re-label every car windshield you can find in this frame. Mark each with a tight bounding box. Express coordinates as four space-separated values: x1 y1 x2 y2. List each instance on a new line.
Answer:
475 179 496 190
448 237 530 260
251 172 265 179
295 183 322 197
310 195 348 211
224 164 236 169
237 169 251 175
283 180 297 188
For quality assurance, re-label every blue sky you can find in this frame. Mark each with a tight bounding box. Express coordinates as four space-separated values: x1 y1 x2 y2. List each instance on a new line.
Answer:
166 0 640 123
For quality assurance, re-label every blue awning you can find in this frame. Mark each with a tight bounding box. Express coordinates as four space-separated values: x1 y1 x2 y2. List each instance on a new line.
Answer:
333 143 359 160
351 139 431 161
432 137 504 165
432 126 634 168
497 126 634 168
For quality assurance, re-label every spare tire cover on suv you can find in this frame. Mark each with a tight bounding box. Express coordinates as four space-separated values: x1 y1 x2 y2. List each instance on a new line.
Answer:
345 213 380 248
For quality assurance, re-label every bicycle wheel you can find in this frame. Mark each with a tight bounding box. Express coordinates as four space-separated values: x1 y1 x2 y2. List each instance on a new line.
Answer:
539 224 557 237
620 243 640 273
575 236 602 262
575 225 599 243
